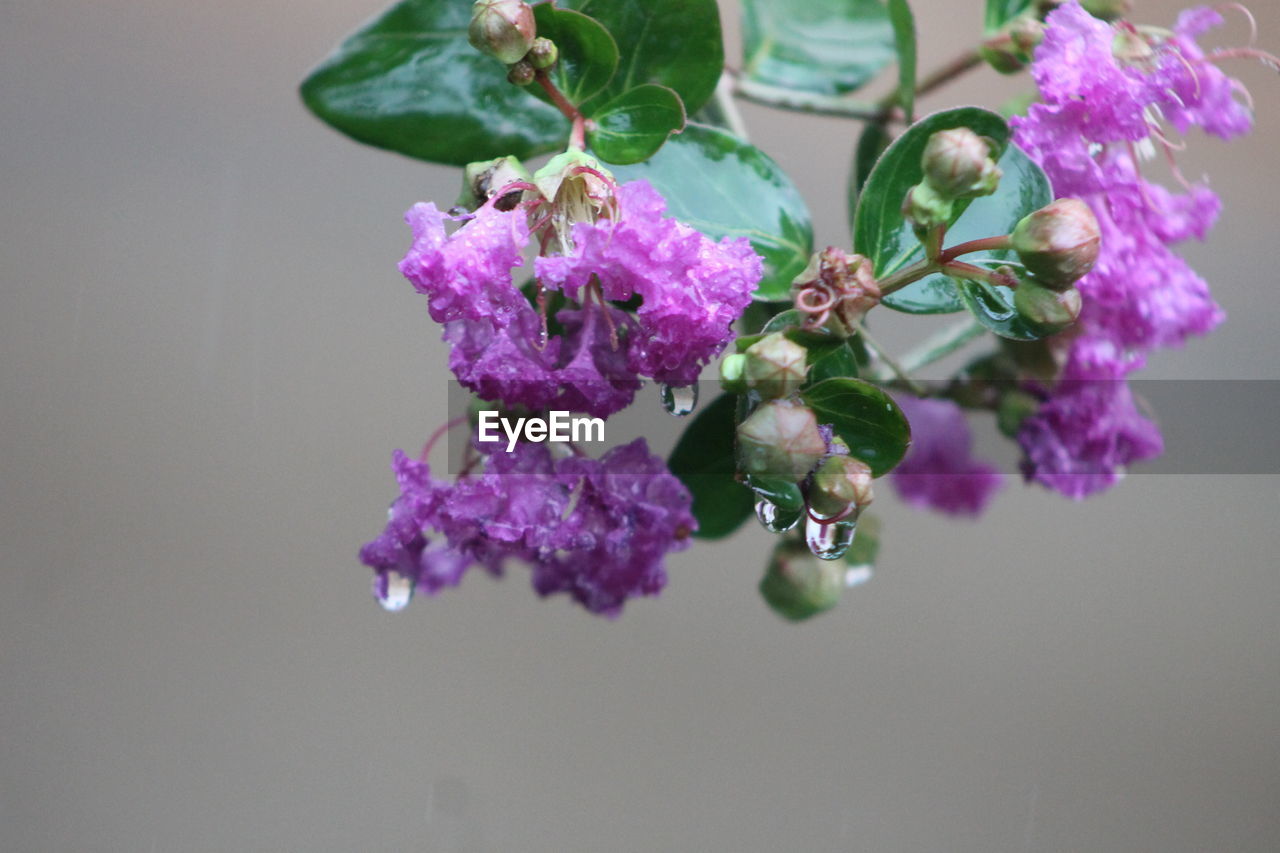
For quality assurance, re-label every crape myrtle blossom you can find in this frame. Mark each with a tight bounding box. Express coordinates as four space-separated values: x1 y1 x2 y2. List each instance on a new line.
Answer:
398 168 762 419
359 436 696 617
1009 1 1256 497
889 395 1004 517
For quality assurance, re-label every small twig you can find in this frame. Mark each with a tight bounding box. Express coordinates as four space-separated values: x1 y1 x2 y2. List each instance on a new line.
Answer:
851 317 929 397
897 316 987 374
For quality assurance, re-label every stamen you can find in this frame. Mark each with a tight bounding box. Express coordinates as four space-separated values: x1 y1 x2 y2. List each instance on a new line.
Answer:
1205 47 1280 71
1216 3 1258 47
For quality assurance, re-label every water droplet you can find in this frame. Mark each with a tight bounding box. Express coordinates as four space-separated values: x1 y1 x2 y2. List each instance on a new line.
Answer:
805 513 858 560
660 383 698 417
377 571 414 612
844 565 874 587
755 499 801 533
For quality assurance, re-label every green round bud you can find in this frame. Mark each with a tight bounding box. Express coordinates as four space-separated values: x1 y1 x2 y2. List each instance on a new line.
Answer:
736 401 827 482
528 37 558 70
809 455 874 518
921 128 1002 200
469 0 536 64
506 60 536 86
996 389 1041 438
978 38 1027 75
759 537 844 622
1011 198 1101 289
1014 280 1083 335
743 332 808 400
902 182 955 231
719 353 748 394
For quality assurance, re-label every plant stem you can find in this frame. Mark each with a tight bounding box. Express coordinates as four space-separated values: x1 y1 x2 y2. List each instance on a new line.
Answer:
877 258 940 296
536 69 587 148
943 260 1019 289
939 234 1012 263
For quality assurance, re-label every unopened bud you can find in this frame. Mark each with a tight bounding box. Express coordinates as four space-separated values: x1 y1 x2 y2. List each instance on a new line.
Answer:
1014 280 1082 335
1011 198 1101 289
736 401 827 481
921 128 1002 200
506 60 536 86
1083 0 1132 21
457 156 531 211
743 332 807 399
759 538 843 621
719 353 748 393
469 0 536 65
902 182 954 231
809 455 874 518
996 389 1040 438
528 37 558 70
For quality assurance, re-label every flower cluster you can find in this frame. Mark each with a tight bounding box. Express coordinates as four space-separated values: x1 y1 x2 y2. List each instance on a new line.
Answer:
399 172 761 419
1010 1 1253 496
359 438 696 617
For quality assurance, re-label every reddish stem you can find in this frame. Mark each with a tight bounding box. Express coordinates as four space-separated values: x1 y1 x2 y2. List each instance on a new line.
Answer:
535 70 588 148
939 234 1013 264
419 416 469 462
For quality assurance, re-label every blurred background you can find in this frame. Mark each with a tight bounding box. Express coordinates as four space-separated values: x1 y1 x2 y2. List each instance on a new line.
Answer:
3 1 1278 850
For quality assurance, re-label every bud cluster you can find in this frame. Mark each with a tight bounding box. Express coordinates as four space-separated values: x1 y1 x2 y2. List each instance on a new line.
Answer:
904 128 1002 231
468 0 558 84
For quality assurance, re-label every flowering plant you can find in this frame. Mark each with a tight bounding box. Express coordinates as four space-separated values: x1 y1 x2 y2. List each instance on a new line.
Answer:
301 0 1274 620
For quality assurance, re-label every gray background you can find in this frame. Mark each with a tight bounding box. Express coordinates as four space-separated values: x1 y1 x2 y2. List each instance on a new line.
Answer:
3 1 1279 850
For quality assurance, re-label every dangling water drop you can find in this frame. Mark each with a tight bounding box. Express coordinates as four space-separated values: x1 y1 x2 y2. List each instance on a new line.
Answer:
377 570 414 612
755 499 801 533
804 513 858 560
660 383 698 417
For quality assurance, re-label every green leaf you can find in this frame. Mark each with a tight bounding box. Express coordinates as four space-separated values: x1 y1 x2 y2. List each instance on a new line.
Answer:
800 378 911 476
849 120 891 225
984 0 1036 33
741 0 896 97
887 0 917 123
611 123 813 301
566 0 723 115
586 84 686 165
745 475 804 514
300 0 569 166
668 392 754 539
529 5 618 106
853 107 1011 313
809 340 862 382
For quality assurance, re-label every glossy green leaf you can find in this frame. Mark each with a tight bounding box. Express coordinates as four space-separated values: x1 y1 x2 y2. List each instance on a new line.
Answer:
745 475 804 514
586 84 685 165
741 0 896 97
985 0 1036 33
611 123 814 301
668 392 754 539
566 0 723 114
953 262 1050 342
808 340 862 382
800 378 911 476
529 4 618 107
849 120 891 225
887 0 917 122
300 0 569 166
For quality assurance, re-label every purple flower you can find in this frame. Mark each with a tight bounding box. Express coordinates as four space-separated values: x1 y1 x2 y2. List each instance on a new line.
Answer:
1017 379 1164 499
398 175 762 416
358 438 695 617
1010 2 1252 496
889 396 1004 517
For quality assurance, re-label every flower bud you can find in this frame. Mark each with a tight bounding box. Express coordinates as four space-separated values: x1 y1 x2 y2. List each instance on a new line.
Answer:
1014 279 1083 335
1011 198 1101 289
736 401 827 482
902 182 954 231
996 389 1040 438
506 59 536 86
743 332 807 399
469 0 536 65
978 18 1045 74
719 353 748 393
528 37 558 70
457 155 532 211
759 537 844 621
921 128 1002 200
808 455 874 518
